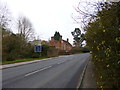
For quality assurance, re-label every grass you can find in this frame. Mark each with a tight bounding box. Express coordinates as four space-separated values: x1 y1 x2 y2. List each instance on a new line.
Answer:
1 57 49 65
1 53 89 65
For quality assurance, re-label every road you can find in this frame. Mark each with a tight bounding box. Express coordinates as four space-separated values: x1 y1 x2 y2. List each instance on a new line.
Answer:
2 53 90 88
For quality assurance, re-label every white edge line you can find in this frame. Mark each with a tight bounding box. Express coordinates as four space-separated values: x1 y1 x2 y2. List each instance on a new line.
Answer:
25 66 52 77
76 56 91 89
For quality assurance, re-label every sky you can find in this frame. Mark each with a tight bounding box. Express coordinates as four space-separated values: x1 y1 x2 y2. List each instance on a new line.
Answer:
1 0 101 44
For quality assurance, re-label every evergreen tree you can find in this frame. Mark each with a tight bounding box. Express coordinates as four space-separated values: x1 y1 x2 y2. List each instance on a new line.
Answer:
54 31 61 40
71 28 84 47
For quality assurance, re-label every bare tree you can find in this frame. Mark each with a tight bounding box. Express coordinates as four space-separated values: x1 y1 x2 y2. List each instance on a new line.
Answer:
17 16 35 41
0 2 13 39
0 2 11 29
72 0 105 30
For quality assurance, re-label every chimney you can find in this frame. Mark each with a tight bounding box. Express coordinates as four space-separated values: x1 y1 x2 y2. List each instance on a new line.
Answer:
60 36 62 41
51 37 54 41
67 38 69 42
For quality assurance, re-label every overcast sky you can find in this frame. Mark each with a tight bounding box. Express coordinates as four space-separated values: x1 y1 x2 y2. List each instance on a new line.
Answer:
1 0 101 44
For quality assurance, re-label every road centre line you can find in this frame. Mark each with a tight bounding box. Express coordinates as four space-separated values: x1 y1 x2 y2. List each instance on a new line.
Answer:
57 61 66 64
57 62 62 64
25 66 52 77
25 60 67 76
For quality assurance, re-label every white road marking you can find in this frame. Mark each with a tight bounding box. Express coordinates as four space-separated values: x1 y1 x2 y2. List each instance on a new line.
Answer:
57 63 61 64
57 61 66 64
25 66 52 76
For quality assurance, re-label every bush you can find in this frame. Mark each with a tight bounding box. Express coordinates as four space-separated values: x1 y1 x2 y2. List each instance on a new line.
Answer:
85 2 120 88
59 50 70 55
6 55 15 61
70 47 82 54
41 44 49 56
70 47 89 54
80 47 90 53
31 53 40 58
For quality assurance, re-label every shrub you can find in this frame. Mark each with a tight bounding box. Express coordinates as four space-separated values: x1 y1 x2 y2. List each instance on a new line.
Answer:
70 47 82 54
31 53 40 58
80 47 90 53
6 55 15 61
41 44 49 57
59 50 70 55
85 2 120 88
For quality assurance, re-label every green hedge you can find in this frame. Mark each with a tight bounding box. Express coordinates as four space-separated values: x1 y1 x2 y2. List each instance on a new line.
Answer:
85 2 120 88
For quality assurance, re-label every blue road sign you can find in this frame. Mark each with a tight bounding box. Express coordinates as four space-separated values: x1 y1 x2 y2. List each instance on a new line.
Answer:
34 45 42 52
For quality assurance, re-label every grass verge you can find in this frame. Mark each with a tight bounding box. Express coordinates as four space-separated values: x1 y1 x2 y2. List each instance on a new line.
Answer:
1 57 49 65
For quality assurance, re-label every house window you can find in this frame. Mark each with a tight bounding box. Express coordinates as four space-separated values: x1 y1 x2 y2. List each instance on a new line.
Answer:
64 44 66 50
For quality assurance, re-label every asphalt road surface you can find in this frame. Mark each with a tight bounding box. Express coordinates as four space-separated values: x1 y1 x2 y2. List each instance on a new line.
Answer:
2 53 90 88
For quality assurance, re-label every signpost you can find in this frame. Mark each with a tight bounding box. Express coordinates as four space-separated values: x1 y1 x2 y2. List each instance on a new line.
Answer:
34 40 42 56
34 45 42 52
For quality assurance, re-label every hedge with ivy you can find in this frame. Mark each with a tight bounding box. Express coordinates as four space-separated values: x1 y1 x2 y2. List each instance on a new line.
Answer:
85 2 120 88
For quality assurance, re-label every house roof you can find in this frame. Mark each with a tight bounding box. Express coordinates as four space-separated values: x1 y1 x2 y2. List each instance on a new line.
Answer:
62 40 72 47
51 35 72 47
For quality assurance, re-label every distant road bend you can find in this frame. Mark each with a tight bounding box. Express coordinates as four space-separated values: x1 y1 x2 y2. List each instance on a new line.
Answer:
2 53 91 88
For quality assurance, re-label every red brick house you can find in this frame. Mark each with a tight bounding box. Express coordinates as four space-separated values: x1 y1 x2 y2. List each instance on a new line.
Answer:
49 35 72 51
